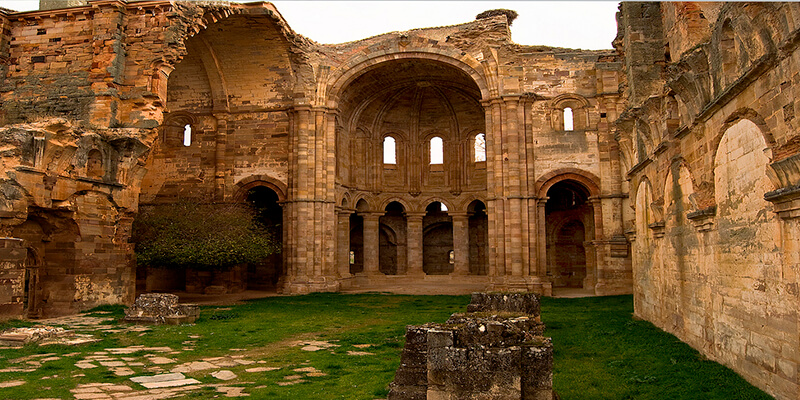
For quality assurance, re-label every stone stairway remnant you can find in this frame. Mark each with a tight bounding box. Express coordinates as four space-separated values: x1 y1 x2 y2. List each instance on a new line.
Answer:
387 292 555 400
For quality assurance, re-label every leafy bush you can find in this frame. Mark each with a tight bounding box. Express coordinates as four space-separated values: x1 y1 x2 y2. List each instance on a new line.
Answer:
132 201 280 271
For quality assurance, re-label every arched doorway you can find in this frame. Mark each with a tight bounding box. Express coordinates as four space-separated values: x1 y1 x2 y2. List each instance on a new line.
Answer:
545 180 594 289
467 200 488 275
349 199 369 274
379 202 406 275
423 201 453 275
246 186 283 290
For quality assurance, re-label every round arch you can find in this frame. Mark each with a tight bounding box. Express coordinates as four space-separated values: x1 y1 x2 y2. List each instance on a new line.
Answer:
326 51 491 104
536 169 602 199
418 197 456 214
233 175 287 203
378 197 411 212
711 109 775 167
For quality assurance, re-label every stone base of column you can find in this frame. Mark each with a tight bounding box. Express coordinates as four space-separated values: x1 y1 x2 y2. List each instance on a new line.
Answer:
281 276 341 294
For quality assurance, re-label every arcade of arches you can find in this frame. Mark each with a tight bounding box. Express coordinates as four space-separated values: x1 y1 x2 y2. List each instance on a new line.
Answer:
3 2 800 398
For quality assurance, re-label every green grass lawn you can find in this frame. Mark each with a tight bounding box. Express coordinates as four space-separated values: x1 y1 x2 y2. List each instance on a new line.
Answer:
0 294 772 399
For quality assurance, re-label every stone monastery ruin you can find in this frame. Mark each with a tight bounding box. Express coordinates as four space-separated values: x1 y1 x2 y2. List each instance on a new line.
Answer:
0 1 798 398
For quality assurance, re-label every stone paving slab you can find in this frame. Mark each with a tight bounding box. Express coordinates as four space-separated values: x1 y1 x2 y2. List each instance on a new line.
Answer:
130 372 201 389
212 370 237 381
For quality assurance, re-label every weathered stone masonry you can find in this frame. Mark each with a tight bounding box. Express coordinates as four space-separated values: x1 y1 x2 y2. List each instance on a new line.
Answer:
1 1 798 399
616 3 800 399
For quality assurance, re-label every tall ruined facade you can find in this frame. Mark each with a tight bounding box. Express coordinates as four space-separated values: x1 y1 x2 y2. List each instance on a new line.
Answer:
0 1 796 398
616 3 800 399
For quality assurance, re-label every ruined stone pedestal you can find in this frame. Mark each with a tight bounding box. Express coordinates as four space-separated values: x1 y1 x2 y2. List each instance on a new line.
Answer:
388 292 555 400
123 293 199 325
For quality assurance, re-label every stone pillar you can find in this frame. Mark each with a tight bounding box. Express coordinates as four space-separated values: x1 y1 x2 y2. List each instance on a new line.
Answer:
537 199 548 277
213 114 228 201
362 212 382 276
336 209 352 278
451 212 470 276
283 106 338 293
406 212 426 276
589 197 606 293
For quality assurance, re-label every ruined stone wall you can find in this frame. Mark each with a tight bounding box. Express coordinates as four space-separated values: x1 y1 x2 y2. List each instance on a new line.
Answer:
1 1 631 309
0 1 290 316
388 293 553 400
617 3 800 399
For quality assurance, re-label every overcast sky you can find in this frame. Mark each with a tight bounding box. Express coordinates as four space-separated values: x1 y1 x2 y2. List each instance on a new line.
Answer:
5 1 619 50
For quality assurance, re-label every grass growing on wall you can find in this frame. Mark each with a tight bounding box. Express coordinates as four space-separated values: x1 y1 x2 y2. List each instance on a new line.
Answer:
0 294 772 400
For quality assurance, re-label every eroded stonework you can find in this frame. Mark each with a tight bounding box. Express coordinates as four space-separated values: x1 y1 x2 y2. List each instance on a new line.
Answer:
0 1 796 398
616 3 800 399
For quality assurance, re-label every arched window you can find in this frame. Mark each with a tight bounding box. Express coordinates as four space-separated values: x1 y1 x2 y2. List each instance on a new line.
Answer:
183 124 192 147
430 137 443 164
383 136 396 164
474 133 486 162
563 107 574 131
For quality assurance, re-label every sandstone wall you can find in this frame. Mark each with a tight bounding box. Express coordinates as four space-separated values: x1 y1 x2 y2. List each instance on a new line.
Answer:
617 3 800 399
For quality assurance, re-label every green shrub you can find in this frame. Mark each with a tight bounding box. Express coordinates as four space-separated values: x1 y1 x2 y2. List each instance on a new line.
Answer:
132 201 280 271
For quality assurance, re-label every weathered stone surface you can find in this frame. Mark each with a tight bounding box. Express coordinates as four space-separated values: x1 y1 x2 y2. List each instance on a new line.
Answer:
123 294 199 325
388 293 554 400
615 3 800 399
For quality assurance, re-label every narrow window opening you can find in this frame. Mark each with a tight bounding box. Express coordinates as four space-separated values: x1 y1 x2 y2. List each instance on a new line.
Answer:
474 133 486 162
183 124 192 147
383 136 396 164
430 137 443 164
564 107 574 131
448 250 455 264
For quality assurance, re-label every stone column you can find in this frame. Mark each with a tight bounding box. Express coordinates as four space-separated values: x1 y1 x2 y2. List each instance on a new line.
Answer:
589 197 606 293
451 212 470 276
213 114 228 201
336 209 352 278
405 212 426 276
362 212 382 276
537 199 548 277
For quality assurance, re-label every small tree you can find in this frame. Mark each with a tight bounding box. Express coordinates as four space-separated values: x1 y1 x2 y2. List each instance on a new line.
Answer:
132 201 280 271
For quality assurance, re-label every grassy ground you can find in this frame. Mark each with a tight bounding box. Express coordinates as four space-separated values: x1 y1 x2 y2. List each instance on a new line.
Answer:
0 294 772 400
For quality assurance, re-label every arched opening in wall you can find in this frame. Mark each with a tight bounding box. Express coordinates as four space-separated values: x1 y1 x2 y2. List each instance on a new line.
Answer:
183 124 192 147
423 201 453 275
333 57 486 198
474 133 486 163
554 220 586 287
349 199 369 274
379 202 406 275
245 186 283 290
12 214 80 318
429 137 444 172
563 107 574 131
86 149 104 179
545 180 594 289
467 200 488 275
383 136 396 165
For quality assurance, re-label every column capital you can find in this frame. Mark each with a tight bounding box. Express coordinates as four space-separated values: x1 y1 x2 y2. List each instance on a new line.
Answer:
448 211 471 219
403 211 427 219
361 211 384 220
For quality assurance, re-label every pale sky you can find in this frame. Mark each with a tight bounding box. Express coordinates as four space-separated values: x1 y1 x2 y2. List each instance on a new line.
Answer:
4 1 619 50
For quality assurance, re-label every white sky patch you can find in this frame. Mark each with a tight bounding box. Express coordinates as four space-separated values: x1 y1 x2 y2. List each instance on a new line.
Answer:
6 1 620 50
